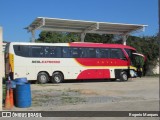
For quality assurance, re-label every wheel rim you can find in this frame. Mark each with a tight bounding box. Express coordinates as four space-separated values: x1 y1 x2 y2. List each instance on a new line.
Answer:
40 75 47 82
54 75 61 83
123 74 127 81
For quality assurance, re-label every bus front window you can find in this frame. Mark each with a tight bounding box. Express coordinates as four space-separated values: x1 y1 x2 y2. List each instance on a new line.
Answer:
132 53 145 67
125 48 145 77
132 53 145 77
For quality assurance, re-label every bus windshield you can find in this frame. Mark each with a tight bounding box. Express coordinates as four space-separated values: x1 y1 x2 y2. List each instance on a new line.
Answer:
124 48 145 67
132 53 145 67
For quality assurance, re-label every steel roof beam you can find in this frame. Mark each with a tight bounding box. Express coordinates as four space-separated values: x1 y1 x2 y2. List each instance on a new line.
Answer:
26 17 147 43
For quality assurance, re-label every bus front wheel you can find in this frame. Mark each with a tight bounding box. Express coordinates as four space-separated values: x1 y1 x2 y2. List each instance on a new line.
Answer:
52 72 64 83
120 71 128 81
37 72 49 84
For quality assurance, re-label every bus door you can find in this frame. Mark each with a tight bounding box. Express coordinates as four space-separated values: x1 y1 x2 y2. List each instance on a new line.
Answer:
5 44 10 78
132 53 145 77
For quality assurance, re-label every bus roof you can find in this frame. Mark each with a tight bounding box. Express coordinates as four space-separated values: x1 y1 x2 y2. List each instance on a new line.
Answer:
9 42 136 50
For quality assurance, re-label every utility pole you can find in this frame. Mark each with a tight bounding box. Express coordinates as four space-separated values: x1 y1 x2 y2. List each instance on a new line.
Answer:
0 27 3 111
158 0 160 88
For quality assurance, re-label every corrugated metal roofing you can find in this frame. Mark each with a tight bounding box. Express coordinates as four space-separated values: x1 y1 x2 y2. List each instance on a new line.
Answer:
26 17 147 35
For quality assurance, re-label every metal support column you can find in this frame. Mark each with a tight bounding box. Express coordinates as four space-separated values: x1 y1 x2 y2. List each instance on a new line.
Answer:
81 32 86 42
0 27 3 111
31 30 35 42
122 35 128 45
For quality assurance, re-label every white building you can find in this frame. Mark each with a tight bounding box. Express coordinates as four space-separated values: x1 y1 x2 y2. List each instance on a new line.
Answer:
2 42 7 78
3 42 7 52
146 58 159 75
152 59 159 75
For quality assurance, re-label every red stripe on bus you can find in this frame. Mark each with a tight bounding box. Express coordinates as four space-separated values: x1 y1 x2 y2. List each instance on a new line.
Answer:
77 69 110 79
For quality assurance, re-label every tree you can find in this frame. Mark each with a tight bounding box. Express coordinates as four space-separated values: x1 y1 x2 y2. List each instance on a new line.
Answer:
85 33 114 43
127 35 159 64
122 35 159 75
36 31 80 43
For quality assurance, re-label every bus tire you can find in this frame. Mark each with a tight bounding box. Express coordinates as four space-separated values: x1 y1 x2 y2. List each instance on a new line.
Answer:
37 72 49 84
120 71 128 81
52 72 64 83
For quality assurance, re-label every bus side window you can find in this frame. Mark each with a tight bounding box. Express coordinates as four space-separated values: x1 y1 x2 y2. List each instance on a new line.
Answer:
99 48 109 58
31 46 44 57
111 49 120 58
87 48 96 58
56 47 61 58
62 47 71 58
71 48 79 58
44 46 50 57
13 45 30 57
79 48 87 58
96 49 100 58
118 49 126 60
50 47 57 58
79 48 83 58
111 49 126 59
14 45 22 56
23 46 30 57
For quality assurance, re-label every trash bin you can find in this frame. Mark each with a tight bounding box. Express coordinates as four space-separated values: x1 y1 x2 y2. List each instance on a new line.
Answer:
15 83 31 108
15 77 28 84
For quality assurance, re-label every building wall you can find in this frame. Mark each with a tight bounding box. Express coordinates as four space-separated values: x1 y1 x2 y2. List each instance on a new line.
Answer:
152 61 159 75
2 43 6 78
146 59 159 75
3 43 6 52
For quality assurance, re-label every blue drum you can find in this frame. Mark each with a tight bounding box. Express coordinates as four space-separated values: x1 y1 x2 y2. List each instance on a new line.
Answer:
16 83 31 108
15 77 28 84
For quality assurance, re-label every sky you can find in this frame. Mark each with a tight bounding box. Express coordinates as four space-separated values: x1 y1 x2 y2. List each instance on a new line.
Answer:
0 0 158 42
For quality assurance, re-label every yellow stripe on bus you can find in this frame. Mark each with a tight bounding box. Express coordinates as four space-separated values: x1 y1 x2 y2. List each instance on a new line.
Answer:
9 53 14 72
130 66 137 71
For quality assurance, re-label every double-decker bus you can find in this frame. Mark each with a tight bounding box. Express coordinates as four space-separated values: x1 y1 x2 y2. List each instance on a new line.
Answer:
5 42 145 83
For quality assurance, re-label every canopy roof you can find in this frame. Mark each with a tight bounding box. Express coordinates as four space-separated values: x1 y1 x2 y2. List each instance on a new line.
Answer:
26 17 147 35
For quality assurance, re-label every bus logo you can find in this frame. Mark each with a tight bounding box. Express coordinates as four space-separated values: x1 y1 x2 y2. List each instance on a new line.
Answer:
32 60 60 64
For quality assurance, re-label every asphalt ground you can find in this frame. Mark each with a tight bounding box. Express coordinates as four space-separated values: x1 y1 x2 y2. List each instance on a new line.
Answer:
2 76 159 120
